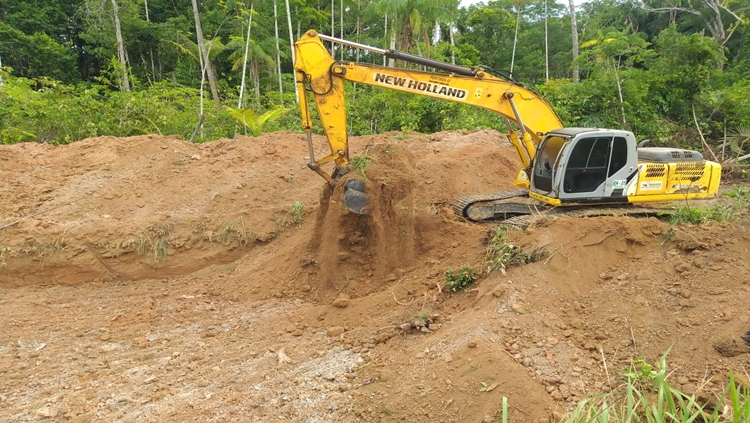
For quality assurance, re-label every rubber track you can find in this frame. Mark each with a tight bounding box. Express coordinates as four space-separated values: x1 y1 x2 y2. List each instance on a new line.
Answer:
452 189 530 219
453 190 673 228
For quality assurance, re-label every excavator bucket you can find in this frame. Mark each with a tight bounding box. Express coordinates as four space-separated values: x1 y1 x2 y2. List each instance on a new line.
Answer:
342 178 370 214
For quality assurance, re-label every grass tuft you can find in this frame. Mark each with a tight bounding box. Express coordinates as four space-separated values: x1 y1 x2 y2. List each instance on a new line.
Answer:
350 154 374 179
292 201 305 225
484 226 546 275
561 350 750 422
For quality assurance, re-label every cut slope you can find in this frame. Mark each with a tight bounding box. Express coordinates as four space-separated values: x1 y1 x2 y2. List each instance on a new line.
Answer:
1 130 748 423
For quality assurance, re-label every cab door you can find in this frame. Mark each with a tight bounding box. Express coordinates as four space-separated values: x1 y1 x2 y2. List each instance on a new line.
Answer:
557 133 634 202
559 135 612 200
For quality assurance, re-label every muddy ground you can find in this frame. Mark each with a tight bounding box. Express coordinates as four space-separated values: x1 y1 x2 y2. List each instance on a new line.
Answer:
1 130 749 422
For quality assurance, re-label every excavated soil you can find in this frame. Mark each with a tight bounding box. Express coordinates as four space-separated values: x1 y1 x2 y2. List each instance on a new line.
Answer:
1 130 749 423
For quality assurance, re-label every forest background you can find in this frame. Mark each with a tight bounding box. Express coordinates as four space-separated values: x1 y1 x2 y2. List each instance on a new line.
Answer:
0 0 748 161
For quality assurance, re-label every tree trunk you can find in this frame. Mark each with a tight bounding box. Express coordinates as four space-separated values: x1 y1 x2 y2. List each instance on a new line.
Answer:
389 33 396 67
111 0 130 91
568 0 579 83
544 0 549 81
191 0 220 105
330 0 335 55
274 0 283 94
510 7 520 79
449 24 455 65
253 60 260 98
238 4 254 108
144 0 155 81
383 13 388 65
285 0 299 102
296 7 300 40
340 0 344 60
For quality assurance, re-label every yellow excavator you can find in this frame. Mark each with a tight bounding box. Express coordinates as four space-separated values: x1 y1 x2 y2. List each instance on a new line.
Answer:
293 30 722 223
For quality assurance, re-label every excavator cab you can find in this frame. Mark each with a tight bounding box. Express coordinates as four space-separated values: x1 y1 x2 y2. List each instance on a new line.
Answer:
530 129 638 205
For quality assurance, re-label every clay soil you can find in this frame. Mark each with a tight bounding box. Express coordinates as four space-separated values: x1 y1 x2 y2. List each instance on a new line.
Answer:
1 130 749 423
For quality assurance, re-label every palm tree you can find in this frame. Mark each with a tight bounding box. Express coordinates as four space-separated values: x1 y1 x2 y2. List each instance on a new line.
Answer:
369 0 459 56
228 37 276 99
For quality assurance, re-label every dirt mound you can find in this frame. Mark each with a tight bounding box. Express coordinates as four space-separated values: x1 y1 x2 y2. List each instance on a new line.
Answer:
1 130 749 422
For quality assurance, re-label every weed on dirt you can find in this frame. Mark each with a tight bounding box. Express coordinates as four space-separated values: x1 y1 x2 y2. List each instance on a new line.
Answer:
484 225 547 275
563 352 750 423
444 265 477 291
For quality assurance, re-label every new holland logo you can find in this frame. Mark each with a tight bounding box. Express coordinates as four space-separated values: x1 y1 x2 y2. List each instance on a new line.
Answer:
373 73 467 99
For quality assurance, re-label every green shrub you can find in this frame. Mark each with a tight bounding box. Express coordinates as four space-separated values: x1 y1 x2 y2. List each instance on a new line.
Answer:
444 265 476 292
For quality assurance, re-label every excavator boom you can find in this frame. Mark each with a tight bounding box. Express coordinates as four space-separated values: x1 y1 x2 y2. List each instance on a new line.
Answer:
294 30 563 188
294 30 721 222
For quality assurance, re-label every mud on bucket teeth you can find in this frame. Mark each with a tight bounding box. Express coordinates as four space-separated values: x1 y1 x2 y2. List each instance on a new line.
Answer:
342 178 370 214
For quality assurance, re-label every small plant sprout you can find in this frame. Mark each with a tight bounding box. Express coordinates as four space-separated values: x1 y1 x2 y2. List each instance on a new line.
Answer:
292 201 305 224
444 265 476 291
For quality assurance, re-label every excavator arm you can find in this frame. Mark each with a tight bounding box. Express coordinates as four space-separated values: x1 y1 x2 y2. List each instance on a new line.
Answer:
294 30 563 187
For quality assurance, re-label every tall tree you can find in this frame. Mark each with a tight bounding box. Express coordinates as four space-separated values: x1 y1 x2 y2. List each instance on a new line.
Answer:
274 0 283 93
285 0 299 102
191 0 220 105
636 0 746 45
569 0 580 83
238 4 254 108
110 0 130 91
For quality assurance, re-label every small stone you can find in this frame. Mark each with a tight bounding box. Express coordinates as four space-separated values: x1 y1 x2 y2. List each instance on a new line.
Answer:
677 376 689 385
599 273 613 280
511 303 526 314
562 329 574 337
674 262 692 273
36 406 56 418
332 293 350 308
326 326 345 337
467 340 477 348
443 353 453 363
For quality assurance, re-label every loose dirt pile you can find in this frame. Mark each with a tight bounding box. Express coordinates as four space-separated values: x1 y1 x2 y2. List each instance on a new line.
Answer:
1 130 748 422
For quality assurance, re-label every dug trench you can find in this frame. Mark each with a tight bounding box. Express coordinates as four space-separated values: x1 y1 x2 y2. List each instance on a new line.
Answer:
0 130 749 422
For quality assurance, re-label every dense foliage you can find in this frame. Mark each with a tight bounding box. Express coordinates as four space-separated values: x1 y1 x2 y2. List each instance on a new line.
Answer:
0 0 748 158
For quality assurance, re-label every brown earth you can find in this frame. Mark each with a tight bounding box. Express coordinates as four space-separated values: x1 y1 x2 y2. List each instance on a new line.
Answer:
1 130 749 423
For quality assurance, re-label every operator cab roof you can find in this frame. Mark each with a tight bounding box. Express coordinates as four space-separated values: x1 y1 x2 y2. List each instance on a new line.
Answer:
545 128 625 137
